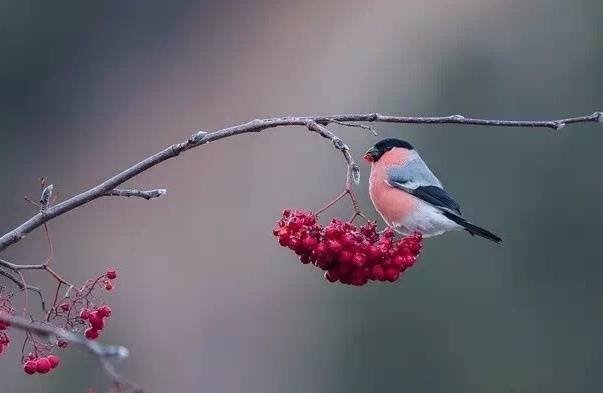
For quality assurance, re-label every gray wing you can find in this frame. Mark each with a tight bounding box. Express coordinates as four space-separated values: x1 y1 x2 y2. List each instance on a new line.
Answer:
387 158 461 215
403 185 462 215
387 156 443 189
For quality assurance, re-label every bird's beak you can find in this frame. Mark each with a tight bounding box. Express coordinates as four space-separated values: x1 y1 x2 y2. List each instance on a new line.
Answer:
364 147 379 163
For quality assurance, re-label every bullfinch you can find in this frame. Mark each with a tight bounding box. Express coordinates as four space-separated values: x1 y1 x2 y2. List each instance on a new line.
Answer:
364 138 501 243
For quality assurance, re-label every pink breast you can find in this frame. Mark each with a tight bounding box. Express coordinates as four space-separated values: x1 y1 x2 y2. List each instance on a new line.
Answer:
369 163 416 226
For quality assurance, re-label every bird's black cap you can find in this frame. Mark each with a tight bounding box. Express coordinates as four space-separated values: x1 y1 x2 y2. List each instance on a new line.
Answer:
374 138 413 151
364 138 413 162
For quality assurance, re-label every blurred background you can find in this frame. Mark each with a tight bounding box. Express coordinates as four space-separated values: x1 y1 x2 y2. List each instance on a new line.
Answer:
1 1 602 392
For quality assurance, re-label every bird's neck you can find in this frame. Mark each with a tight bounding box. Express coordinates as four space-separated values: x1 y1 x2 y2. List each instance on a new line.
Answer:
379 148 414 166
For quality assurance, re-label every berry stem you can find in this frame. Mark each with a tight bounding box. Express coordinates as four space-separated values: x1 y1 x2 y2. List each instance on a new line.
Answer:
314 190 348 216
315 164 369 223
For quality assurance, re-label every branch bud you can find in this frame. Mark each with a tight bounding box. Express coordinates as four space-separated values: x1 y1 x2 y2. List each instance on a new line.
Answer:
40 184 54 209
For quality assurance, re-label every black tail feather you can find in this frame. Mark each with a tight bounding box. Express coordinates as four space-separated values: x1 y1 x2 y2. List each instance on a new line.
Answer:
442 211 502 243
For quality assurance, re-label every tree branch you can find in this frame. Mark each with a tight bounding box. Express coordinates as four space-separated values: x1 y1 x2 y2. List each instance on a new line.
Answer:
0 111 599 253
0 313 137 390
105 188 167 200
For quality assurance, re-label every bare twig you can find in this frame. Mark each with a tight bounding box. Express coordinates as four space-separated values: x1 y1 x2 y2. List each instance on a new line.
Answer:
105 188 167 200
327 119 378 135
0 313 137 390
0 111 599 254
0 269 46 312
0 258 74 291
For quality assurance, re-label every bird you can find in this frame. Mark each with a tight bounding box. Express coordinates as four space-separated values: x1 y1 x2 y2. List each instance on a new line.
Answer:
364 138 501 243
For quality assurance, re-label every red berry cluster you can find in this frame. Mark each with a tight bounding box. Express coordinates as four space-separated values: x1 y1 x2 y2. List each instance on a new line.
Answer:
81 305 112 340
1 267 118 377
274 209 422 286
23 354 60 375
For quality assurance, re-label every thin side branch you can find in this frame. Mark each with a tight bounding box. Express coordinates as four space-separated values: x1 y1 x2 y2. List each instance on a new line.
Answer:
0 258 74 290
0 269 46 311
327 119 378 135
0 111 599 254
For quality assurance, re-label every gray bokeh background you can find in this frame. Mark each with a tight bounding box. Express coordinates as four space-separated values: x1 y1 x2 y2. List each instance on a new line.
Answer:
1 1 602 392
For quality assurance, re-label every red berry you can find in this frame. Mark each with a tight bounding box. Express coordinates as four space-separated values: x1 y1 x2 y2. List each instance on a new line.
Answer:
299 254 312 264
288 219 302 231
47 354 60 369
23 360 37 375
288 237 300 250
313 242 327 256
325 226 339 239
352 253 367 267
338 262 351 275
383 229 395 238
104 281 113 291
338 250 353 264
371 265 385 281
351 271 368 286
315 255 333 270
381 257 392 267
89 313 104 330
97 305 112 318
278 235 291 247
302 215 316 226
327 240 343 253
366 245 381 260
36 357 51 374
391 255 405 268
385 268 400 282
325 270 339 283
302 236 318 249
85 327 99 340
106 269 117 280
80 308 90 320
402 255 416 267
341 233 355 246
